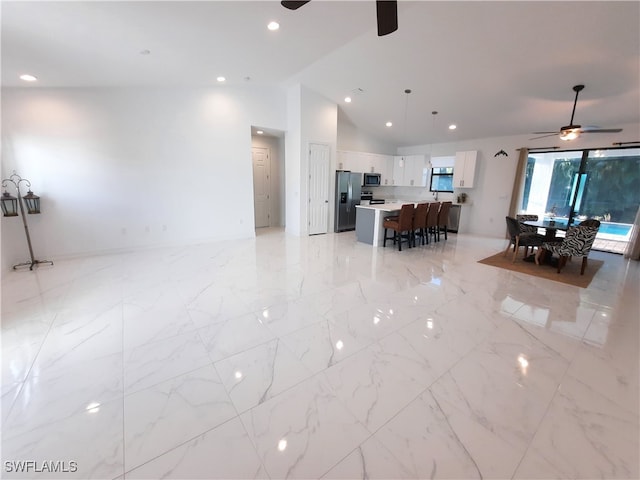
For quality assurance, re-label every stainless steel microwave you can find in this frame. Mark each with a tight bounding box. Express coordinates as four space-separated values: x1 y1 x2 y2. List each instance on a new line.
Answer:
363 173 381 187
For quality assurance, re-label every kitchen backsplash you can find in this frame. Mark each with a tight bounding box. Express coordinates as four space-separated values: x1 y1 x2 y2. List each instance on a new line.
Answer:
369 186 456 202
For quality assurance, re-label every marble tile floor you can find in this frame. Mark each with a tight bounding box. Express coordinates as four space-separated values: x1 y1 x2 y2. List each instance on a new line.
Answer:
1 229 638 479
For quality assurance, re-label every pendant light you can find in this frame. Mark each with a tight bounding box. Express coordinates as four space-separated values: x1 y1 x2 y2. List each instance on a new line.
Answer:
429 110 438 163
403 89 411 149
397 88 411 167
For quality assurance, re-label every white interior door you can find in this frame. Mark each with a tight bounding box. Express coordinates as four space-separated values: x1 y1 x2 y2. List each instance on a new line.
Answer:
308 143 330 235
252 147 271 228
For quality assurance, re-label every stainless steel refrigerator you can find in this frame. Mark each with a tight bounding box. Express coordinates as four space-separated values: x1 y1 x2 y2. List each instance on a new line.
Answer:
334 171 362 232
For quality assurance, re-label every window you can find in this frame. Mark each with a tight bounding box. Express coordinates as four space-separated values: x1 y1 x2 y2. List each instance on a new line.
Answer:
430 167 454 192
519 147 640 255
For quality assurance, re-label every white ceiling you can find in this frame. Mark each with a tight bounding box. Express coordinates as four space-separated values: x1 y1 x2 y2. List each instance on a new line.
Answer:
2 1 639 147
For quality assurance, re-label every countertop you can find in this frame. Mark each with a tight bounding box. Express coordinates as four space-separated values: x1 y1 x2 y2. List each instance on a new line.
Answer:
355 203 403 212
357 201 467 212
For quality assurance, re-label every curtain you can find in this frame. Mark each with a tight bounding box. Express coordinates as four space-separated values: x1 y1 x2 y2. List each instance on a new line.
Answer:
508 148 528 217
624 206 640 261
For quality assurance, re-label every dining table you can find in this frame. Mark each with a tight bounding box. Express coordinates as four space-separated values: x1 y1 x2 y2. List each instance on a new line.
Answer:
522 219 571 240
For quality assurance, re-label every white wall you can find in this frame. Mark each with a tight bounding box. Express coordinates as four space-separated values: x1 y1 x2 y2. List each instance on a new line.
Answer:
285 85 302 236
337 109 397 154
1 86 287 270
285 84 338 236
301 86 338 235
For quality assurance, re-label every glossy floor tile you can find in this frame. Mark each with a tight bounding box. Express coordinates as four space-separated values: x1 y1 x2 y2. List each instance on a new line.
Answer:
2 229 638 479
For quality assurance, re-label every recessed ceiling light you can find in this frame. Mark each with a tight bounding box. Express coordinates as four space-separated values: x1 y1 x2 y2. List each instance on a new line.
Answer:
19 74 37 82
386 122 393 127
217 76 226 83
344 97 352 103
268 21 280 31
256 130 264 135
448 124 457 130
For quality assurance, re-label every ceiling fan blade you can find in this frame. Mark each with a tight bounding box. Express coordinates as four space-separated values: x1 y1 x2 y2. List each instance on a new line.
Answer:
281 0 311 10
376 0 398 36
582 128 623 133
529 133 559 140
532 131 560 135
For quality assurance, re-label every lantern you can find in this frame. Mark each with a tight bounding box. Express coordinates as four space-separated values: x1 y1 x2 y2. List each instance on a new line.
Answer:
23 190 41 214
1 191 18 217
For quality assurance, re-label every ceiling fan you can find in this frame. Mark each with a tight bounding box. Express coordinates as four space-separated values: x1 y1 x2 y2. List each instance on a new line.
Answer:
531 84 623 141
281 0 398 37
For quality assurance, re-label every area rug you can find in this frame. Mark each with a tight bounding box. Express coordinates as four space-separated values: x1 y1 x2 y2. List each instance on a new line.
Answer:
478 252 604 288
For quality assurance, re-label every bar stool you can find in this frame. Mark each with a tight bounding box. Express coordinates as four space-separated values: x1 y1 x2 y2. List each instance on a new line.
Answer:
383 204 415 251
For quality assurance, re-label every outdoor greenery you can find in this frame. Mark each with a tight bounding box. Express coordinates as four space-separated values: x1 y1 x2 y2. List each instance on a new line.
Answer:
546 154 640 224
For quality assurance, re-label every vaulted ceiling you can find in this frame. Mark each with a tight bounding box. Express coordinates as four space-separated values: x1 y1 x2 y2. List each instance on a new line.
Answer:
2 1 638 147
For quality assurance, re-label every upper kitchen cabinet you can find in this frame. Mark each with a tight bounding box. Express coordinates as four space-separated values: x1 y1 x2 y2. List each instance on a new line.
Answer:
337 150 348 170
404 155 427 186
338 150 366 172
392 156 405 186
453 150 477 188
338 150 390 175
374 154 394 185
338 150 426 186
393 155 427 186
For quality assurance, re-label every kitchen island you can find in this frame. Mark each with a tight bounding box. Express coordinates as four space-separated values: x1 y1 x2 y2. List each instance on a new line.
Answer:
355 203 404 246
355 201 464 246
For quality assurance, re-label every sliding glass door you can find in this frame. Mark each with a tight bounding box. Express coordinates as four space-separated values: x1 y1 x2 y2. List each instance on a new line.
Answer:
521 150 584 225
580 149 640 225
521 147 640 251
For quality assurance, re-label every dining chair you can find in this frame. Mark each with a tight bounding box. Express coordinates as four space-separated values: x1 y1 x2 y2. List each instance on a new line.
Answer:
504 216 544 262
534 225 599 274
579 218 601 228
383 204 415 251
516 214 540 235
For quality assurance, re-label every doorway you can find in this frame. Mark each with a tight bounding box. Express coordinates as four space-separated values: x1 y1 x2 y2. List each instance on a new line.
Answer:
252 129 285 230
308 143 330 235
252 146 270 228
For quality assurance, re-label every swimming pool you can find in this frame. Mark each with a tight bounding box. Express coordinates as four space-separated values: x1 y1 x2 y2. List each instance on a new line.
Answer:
597 222 632 241
599 223 632 236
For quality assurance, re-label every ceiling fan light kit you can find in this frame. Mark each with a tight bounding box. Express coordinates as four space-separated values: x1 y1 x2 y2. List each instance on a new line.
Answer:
531 84 623 141
559 127 581 141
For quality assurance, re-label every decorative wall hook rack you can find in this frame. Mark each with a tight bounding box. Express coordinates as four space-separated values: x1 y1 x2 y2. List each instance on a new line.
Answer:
1 172 53 270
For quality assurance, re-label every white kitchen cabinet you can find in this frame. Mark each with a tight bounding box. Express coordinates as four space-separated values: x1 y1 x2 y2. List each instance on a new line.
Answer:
362 153 381 174
392 156 405 185
339 151 424 187
337 151 359 172
393 155 427 186
378 155 394 185
352 152 369 174
338 150 384 175
337 150 349 170
404 155 427 186
453 150 477 188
